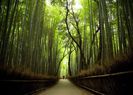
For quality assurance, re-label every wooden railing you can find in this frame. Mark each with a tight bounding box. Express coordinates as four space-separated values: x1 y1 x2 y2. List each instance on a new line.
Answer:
0 78 58 95
70 71 133 95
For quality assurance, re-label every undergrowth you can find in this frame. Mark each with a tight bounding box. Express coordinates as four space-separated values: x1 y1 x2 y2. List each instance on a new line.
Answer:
0 64 56 80
79 52 133 77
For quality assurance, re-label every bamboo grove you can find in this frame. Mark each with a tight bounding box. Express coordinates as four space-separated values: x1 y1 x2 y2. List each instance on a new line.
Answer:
0 0 133 77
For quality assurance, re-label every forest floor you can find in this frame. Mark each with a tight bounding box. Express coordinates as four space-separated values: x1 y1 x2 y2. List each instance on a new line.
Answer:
34 79 94 95
79 52 133 77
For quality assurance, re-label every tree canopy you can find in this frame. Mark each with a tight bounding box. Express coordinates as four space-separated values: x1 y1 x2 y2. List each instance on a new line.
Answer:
0 0 132 77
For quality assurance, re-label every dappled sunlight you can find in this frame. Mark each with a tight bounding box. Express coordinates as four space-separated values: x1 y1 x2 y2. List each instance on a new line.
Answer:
46 0 51 6
73 0 82 11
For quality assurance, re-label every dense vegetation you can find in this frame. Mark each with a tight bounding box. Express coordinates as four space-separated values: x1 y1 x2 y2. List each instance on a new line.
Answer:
0 0 133 79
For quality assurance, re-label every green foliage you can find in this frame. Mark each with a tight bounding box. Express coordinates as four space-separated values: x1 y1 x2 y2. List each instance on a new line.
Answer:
0 0 132 77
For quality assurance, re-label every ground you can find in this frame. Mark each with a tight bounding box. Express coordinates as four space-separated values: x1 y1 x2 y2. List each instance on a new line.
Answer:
34 79 94 95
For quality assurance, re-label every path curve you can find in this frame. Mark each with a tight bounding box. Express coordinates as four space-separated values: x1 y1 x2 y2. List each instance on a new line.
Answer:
34 79 94 95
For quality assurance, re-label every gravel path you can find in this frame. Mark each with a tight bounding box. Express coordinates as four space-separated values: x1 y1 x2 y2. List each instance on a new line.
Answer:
35 79 94 95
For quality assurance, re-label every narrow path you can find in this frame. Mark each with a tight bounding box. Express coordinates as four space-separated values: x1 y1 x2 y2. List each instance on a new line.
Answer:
34 79 94 95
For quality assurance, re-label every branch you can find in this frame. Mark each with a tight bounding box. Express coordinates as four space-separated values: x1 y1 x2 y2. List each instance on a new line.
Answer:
88 26 100 63
91 26 100 45
71 7 81 38
65 1 81 49
71 6 82 49
56 47 75 75
72 41 77 51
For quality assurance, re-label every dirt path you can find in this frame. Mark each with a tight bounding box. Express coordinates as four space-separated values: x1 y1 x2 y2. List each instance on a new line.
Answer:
34 79 94 95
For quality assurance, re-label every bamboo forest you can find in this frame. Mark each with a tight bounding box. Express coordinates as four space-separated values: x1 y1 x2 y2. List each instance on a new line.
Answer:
0 0 133 95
